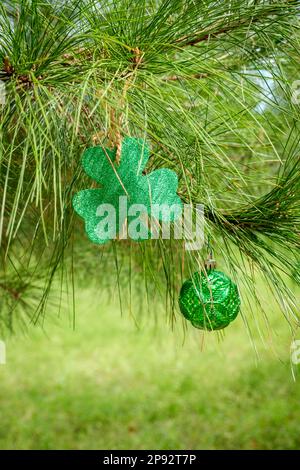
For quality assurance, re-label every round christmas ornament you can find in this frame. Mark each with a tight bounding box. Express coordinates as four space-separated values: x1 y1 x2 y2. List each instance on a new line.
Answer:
179 269 241 330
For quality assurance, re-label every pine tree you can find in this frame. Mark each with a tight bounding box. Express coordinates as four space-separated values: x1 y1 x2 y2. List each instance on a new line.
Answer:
0 0 299 334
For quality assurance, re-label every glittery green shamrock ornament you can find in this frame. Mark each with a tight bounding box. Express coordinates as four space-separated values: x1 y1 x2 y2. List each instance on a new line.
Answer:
179 270 241 330
73 137 182 244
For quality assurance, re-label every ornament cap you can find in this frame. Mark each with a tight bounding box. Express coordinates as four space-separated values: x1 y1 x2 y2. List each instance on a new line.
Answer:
204 255 217 271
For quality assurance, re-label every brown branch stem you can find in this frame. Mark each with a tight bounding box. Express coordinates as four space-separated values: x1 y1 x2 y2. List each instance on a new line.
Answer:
163 72 208 81
0 282 21 300
176 7 289 48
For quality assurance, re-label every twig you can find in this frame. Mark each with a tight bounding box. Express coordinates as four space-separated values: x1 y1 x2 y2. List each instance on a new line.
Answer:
0 282 20 300
176 8 288 48
163 73 207 81
3 56 14 76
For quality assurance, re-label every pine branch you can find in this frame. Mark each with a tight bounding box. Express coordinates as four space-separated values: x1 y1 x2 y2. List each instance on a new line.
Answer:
0 0 299 333
175 2 298 48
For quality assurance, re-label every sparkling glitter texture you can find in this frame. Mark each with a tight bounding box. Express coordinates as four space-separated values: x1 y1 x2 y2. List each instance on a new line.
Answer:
179 270 241 330
73 137 182 244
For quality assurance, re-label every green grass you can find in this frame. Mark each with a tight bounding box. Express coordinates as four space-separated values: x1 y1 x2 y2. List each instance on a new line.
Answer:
0 285 300 450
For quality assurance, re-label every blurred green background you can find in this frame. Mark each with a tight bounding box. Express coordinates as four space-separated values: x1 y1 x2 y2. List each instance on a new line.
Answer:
0 282 299 450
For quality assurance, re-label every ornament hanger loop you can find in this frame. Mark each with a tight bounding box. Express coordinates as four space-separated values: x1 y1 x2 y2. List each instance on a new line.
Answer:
205 235 216 271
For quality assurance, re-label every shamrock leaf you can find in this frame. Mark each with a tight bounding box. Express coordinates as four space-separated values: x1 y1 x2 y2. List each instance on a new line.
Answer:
73 137 182 244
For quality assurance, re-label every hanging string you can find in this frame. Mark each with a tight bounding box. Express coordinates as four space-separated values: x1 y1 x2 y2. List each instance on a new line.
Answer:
205 235 216 270
108 47 143 165
109 107 122 165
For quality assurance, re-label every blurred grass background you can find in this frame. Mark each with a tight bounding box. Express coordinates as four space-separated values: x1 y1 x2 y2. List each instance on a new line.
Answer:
0 281 299 450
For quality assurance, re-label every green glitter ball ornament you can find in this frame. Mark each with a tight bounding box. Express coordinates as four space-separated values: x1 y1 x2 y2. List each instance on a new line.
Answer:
179 270 241 330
